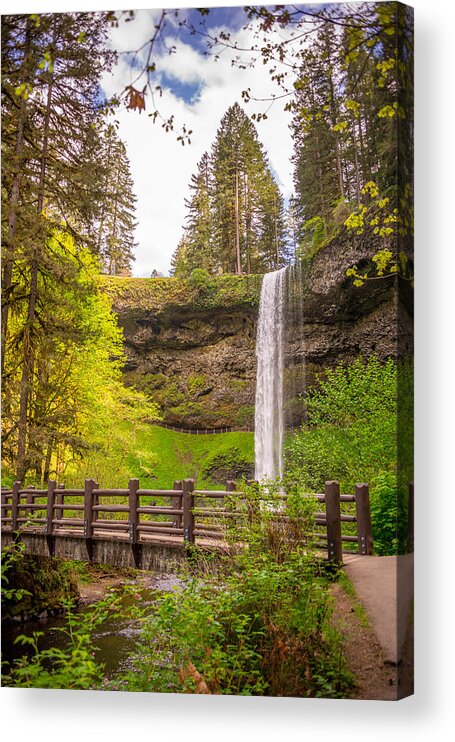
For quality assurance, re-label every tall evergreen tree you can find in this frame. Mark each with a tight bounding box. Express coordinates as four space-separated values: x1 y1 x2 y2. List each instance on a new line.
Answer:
1 12 116 479
172 103 286 276
180 151 214 275
291 2 412 259
94 124 137 275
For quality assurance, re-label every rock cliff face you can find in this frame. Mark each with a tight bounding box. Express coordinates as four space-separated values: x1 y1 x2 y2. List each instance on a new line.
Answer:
104 275 261 429
103 233 413 429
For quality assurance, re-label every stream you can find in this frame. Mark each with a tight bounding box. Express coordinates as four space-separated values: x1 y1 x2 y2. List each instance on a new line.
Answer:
1 573 185 680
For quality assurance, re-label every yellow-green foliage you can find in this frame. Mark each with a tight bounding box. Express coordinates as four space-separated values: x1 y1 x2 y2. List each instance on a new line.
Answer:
344 179 413 287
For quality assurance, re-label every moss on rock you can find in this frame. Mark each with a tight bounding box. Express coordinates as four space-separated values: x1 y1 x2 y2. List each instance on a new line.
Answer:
2 550 80 623
99 274 262 315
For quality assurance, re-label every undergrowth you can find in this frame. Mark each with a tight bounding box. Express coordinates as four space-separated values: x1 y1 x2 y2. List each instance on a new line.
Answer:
109 481 355 698
2 481 355 698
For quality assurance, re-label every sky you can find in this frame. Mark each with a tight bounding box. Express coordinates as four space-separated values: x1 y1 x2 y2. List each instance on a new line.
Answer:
1 1 312 277
99 5 301 276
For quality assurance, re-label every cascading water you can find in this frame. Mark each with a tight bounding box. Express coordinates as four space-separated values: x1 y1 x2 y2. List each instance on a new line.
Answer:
254 262 306 483
254 267 287 482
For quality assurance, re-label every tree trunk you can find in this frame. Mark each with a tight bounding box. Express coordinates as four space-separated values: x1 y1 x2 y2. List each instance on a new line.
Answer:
245 171 251 274
362 108 373 178
351 116 362 203
274 196 279 268
16 258 39 480
235 169 242 274
324 39 345 201
43 438 53 484
2 18 32 380
358 111 368 184
16 31 55 480
109 162 120 275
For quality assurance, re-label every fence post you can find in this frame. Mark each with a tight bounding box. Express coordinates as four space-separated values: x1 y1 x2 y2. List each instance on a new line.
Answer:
407 482 414 553
183 478 195 545
355 483 373 555
324 481 343 564
26 485 35 518
92 481 99 527
0 490 7 523
45 480 57 556
11 481 21 533
55 484 65 525
84 478 97 561
46 480 57 536
128 478 141 568
172 480 183 529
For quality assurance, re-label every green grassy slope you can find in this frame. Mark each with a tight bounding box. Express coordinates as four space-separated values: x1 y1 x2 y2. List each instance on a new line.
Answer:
66 423 254 490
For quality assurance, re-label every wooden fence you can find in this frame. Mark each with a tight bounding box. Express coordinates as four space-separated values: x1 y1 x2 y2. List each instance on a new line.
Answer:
0 478 380 566
155 423 243 435
150 423 306 435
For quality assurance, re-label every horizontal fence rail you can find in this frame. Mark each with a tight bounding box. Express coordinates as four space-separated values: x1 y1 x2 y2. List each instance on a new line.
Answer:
0 477 403 568
155 423 243 435
152 423 305 435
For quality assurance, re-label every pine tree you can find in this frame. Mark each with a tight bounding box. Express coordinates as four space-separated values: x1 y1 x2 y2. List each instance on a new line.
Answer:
170 235 190 277
291 38 345 228
1 12 116 478
291 3 411 255
174 103 286 276
181 151 214 274
94 124 137 275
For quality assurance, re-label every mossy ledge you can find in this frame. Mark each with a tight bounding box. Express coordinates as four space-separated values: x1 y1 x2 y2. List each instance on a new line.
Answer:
99 274 262 317
2 554 79 623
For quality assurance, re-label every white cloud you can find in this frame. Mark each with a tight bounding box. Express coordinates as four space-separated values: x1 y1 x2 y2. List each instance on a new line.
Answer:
99 12 300 277
2 1 301 277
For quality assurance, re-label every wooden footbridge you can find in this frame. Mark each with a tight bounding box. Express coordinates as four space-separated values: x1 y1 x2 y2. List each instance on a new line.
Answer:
1 478 378 570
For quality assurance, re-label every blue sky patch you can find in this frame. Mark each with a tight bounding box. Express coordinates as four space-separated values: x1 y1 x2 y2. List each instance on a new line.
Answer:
171 6 248 54
160 72 203 104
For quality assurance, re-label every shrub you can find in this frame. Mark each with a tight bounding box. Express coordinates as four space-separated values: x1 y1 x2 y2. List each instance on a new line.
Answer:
111 481 354 698
285 356 413 555
201 446 254 483
118 552 354 698
188 268 213 293
234 404 255 428
2 588 139 689
286 357 398 491
369 473 408 555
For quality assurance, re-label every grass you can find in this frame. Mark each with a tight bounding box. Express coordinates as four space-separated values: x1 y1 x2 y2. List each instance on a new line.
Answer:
66 424 254 490
337 572 370 629
125 424 254 488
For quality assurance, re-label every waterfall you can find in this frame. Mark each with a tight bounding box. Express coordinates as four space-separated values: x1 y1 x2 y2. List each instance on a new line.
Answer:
254 263 307 483
254 267 287 482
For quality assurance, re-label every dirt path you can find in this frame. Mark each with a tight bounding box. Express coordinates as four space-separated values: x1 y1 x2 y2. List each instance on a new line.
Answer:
331 581 398 700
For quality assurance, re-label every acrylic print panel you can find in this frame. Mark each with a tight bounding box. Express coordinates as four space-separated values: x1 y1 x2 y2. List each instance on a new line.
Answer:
1 2 413 700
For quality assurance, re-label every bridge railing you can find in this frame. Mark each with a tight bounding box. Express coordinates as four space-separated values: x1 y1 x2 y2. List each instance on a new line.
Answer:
1 477 381 565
